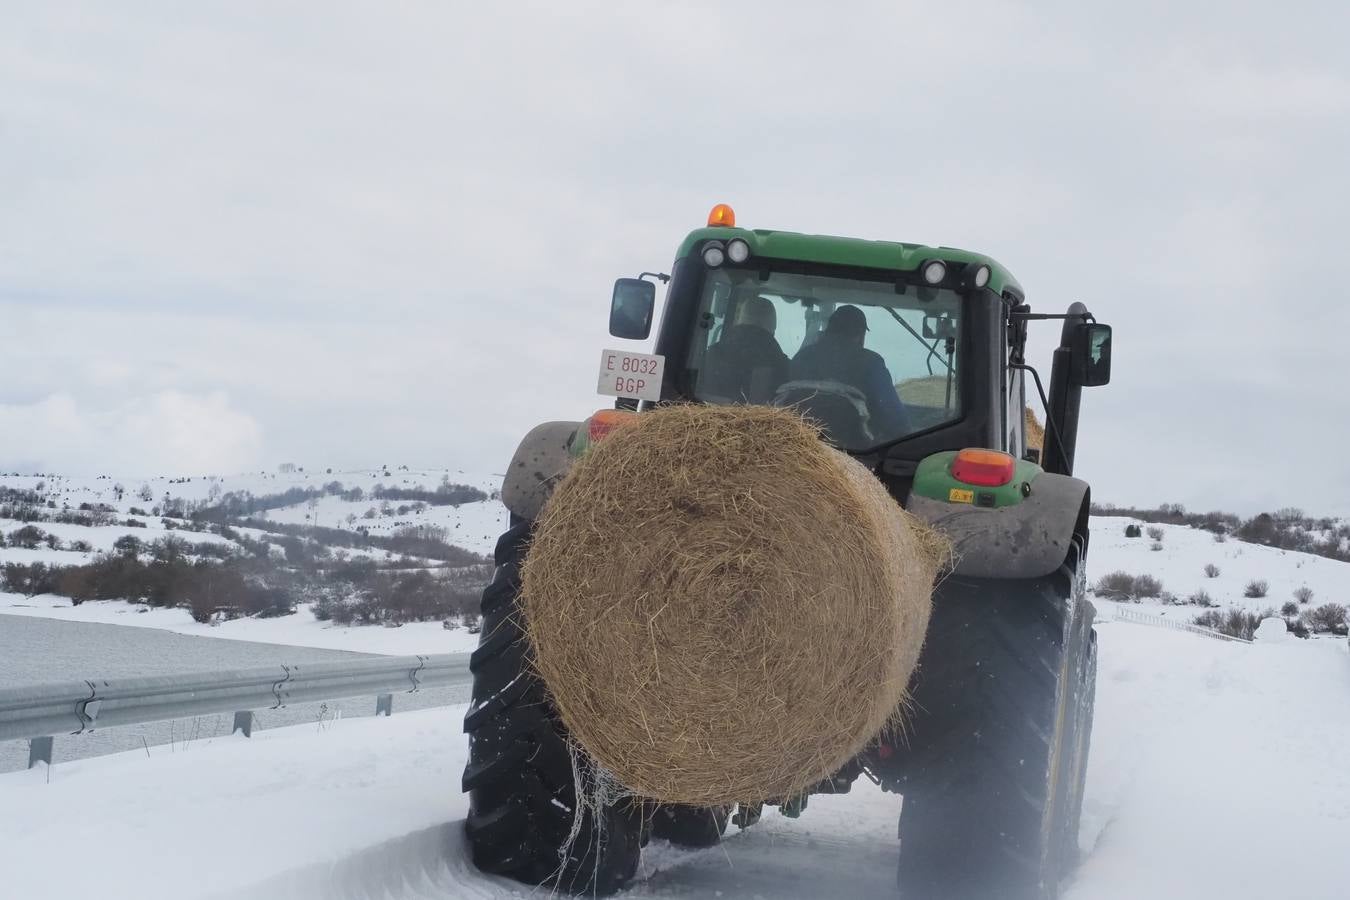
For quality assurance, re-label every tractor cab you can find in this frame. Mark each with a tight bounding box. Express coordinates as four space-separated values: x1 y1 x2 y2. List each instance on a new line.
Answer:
607 204 1111 496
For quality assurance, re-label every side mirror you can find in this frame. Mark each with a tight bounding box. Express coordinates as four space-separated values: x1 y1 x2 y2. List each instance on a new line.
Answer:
610 278 655 340
922 314 957 340
1073 323 1112 387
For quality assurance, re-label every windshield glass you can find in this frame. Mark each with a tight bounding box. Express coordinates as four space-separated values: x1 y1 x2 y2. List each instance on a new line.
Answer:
683 266 963 450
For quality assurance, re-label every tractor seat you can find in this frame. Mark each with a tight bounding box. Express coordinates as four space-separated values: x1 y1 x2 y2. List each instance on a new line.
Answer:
772 380 873 447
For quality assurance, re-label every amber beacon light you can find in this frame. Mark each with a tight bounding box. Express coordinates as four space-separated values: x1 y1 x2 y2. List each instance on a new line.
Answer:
707 203 736 227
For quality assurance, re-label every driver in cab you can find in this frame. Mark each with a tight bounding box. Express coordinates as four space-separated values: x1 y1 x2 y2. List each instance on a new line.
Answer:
790 304 911 439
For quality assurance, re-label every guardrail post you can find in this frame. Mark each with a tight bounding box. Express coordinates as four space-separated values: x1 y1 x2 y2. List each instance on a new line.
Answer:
28 736 53 769
232 711 254 737
376 694 393 717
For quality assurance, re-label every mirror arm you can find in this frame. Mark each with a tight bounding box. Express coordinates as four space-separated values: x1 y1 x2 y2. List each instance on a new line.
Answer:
1010 310 1095 324
1010 363 1071 472
639 272 671 284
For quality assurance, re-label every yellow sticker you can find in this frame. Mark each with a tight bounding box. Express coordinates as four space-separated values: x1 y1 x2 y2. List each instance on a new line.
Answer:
949 488 974 504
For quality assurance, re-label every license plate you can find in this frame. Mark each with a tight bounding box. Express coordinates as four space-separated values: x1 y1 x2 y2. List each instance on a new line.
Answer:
597 349 664 402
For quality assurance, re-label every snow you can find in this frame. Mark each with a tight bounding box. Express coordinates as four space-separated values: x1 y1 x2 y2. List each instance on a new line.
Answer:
0 593 483 656
1254 616 1293 642
0 467 508 558
1 467 508 655
1089 514 1349 614
2 622 1348 899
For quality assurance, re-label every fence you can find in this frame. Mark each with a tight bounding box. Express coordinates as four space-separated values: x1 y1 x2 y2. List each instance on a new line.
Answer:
0 652 472 769
1107 605 1253 644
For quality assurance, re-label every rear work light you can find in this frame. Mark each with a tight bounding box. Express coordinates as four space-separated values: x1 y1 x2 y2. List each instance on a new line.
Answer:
951 448 1016 487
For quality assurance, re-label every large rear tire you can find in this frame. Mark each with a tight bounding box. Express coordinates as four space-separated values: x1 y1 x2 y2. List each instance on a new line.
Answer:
894 555 1097 900
462 518 643 895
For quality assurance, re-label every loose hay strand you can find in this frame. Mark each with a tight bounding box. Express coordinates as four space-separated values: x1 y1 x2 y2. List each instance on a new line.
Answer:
523 405 948 806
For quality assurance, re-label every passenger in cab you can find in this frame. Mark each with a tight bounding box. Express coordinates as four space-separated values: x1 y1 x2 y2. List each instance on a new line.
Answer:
701 296 790 403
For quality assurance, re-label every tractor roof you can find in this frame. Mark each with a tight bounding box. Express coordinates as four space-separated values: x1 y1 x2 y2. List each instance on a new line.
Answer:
675 226 1024 300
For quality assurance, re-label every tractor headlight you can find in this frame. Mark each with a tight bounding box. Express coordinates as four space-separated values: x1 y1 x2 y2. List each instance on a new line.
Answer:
922 260 947 285
702 241 726 267
726 238 751 264
971 264 991 289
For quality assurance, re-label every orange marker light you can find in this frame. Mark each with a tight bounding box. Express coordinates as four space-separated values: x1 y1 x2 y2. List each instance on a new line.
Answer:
707 203 736 227
951 448 1016 487
588 408 638 443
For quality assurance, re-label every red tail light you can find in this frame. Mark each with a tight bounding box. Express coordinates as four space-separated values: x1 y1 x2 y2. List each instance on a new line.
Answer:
588 409 638 443
951 448 1015 487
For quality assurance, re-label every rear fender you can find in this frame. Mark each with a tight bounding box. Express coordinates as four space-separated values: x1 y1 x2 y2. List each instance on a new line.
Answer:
908 472 1090 580
500 421 582 521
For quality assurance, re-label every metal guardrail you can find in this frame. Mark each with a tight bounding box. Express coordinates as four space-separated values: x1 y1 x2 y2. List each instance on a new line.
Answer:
0 652 472 768
1107 606 1254 644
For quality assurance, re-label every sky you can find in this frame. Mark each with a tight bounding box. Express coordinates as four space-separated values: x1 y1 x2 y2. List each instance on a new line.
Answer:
1 1 1347 516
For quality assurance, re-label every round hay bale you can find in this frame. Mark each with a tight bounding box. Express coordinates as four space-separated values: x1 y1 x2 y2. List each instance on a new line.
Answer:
1025 405 1045 452
521 405 948 806
895 375 952 407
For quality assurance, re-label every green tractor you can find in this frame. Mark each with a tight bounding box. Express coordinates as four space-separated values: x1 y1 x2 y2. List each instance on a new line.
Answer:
463 205 1112 898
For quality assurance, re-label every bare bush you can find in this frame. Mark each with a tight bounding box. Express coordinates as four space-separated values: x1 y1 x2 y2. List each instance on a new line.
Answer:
1280 601 1299 618
1145 526 1165 542
1150 542 1163 551
1188 590 1216 607
1133 574 1164 599
1094 571 1136 600
1213 532 1227 543
1304 603 1348 635
1243 579 1269 598
1293 585 1314 605
1204 563 1220 578
1193 608 1270 641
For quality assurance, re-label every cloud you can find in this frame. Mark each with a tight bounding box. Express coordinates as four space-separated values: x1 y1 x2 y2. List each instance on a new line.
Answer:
0 1 1347 513
0 390 262 476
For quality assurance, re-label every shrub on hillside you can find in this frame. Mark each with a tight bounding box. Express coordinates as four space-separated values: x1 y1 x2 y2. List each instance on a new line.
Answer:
1193 608 1270 641
7 525 49 549
1133 574 1164 599
1150 542 1163 551
1293 585 1314 605
1303 603 1348 635
1 562 61 596
1280 601 1299 618
1243 579 1269 598
113 534 144 557
1094 571 1136 600
1145 526 1165 542
1188 590 1216 608
1213 532 1227 543
1204 563 1220 578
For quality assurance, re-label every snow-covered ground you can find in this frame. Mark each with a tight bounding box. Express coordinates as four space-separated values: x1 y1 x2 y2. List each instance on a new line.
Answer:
0 467 508 558
1 467 509 653
1090 515 1348 616
2 619 1346 900
0 593 482 656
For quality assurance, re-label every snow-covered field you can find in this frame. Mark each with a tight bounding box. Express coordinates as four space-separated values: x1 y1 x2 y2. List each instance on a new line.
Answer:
2 619 1346 900
0 593 482 656
1090 515 1348 616
1 467 510 653
5 481 1349 897
0 467 509 559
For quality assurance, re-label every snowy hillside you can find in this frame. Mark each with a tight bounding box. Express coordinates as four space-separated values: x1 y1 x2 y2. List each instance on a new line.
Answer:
0 467 508 556
1 467 510 653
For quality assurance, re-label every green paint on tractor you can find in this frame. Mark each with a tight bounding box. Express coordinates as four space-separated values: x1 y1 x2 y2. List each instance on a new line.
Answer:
910 450 1042 510
674 226 1023 298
